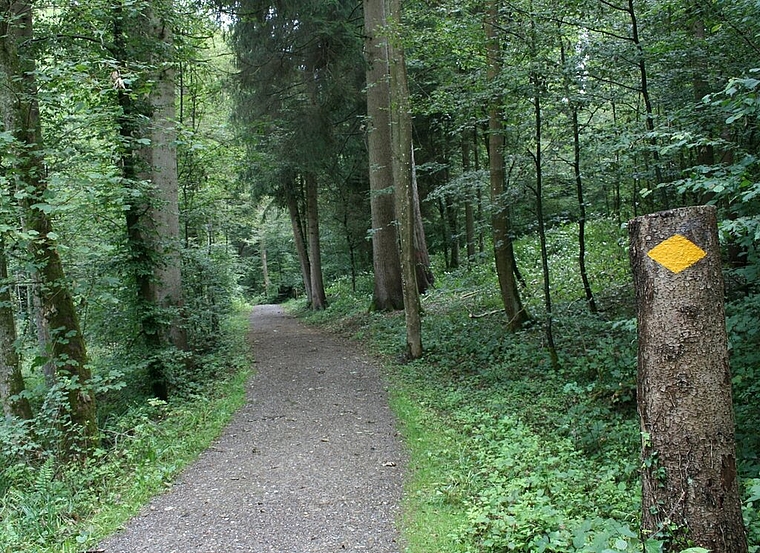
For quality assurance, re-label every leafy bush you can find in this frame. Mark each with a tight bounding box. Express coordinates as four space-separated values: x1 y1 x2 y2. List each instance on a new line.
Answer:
0 306 253 552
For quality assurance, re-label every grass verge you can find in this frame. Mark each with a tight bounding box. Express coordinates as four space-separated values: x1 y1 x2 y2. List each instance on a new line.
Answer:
0 305 254 553
296 225 760 553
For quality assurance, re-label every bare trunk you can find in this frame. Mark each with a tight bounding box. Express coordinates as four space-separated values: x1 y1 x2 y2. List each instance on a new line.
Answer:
462 130 477 263
285 179 312 303
261 234 271 298
0 240 32 420
364 0 404 311
531 75 558 368
630 206 747 552
148 26 187 353
628 0 663 197
305 172 327 310
411 148 434 293
446 197 459 269
388 0 422 359
560 39 597 313
486 1 528 331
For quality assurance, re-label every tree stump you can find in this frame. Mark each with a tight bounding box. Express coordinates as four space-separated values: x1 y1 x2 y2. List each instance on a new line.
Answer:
629 205 747 552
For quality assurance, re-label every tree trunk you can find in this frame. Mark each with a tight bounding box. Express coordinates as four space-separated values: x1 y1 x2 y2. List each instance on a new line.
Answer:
437 198 450 270
474 127 485 254
629 206 747 553
572 103 598 313
486 1 528 331
284 178 312 304
147 20 188 355
364 0 404 311
32 283 55 384
0 239 32 420
114 1 187 399
305 172 327 310
531 75 558 368
560 38 597 313
411 147 435 293
445 196 460 269
261 234 271 298
0 0 97 451
627 0 663 198
388 0 422 359
462 130 477 264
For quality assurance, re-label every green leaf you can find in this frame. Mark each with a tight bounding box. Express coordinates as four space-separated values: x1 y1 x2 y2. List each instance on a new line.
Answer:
31 202 55 214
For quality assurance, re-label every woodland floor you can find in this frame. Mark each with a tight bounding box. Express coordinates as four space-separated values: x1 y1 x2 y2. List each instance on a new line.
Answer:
98 304 405 553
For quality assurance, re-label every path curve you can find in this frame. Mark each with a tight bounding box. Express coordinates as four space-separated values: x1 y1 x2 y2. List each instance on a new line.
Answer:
99 304 405 552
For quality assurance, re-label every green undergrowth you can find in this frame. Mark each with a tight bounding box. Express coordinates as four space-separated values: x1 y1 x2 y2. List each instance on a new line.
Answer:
0 304 254 553
298 221 760 553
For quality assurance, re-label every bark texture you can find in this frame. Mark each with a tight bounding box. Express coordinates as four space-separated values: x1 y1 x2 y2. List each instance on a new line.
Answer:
388 0 422 359
284 178 312 304
305 172 327 310
364 0 404 311
462 132 477 263
629 205 747 553
117 6 188 399
411 156 434 294
486 1 528 331
147 24 187 354
0 242 31 419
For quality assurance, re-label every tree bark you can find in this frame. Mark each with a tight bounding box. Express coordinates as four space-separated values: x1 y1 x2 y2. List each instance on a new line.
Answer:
364 0 404 311
445 197 459 269
627 0 663 197
486 0 528 331
560 38 597 314
261 234 271 298
114 1 188 399
0 239 32 420
531 74 558 368
305 172 327 310
411 151 434 294
0 0 97 451
462 130 477 263
629 205 747 553
388 0 422 359
147 19 187 354
284 177 312 304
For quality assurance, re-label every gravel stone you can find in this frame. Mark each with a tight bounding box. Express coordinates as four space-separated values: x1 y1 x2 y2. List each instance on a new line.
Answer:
99 304 405 553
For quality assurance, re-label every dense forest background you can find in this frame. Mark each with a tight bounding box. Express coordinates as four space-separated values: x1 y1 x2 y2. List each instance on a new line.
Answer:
0 0 758 550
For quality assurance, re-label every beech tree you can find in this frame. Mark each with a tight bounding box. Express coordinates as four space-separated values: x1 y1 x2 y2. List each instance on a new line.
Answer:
387 0 422 358
485 0 529 331
365 0 404 311
113 0 189 398
0 0 97 452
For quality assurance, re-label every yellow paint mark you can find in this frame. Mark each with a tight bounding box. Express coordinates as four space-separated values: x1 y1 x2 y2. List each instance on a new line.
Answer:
647 234 707 274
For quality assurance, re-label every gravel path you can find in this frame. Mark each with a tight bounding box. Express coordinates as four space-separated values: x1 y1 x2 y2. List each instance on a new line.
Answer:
99 304 405 553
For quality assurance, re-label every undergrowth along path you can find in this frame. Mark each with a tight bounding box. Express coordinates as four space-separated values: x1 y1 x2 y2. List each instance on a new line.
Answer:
99 304 405 553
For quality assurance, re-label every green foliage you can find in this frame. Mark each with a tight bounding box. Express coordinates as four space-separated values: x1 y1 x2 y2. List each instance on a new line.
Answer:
727 293 760 478
0 306 253 552
301 218 759 553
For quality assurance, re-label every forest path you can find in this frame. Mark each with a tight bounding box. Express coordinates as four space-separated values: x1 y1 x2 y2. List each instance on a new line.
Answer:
99 304 405 553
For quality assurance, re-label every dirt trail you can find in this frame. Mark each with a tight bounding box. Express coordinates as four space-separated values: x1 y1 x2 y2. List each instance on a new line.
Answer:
99 304 405 553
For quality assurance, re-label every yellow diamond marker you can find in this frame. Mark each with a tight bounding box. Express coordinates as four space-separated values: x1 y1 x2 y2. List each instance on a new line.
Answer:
647 234 707 274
